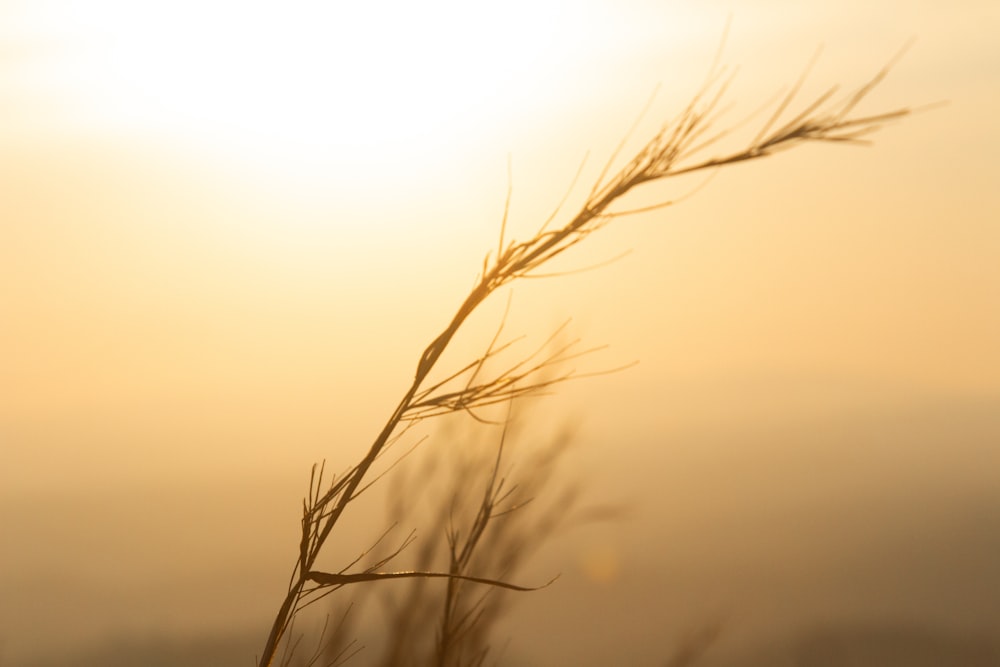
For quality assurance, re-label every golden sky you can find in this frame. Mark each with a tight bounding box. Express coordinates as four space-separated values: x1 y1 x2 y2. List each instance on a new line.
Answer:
1 1 998 664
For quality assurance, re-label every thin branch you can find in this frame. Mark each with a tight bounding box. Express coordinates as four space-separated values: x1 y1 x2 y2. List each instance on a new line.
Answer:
307 569 558 591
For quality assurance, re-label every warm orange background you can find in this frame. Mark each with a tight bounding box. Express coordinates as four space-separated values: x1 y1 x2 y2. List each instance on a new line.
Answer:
2 1 998 665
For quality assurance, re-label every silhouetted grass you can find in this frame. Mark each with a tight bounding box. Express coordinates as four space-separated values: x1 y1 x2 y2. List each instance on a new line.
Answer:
257 45 912 667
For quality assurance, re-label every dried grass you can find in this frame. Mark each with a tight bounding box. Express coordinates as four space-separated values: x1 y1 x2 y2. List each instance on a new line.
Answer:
256 45 912 667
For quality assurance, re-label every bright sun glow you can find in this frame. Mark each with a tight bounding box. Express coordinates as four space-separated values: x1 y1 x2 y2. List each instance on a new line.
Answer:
2 0 728 192
7 1 600 163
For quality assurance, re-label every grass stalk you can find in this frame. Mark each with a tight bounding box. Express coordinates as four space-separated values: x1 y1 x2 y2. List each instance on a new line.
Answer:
257 49 911 667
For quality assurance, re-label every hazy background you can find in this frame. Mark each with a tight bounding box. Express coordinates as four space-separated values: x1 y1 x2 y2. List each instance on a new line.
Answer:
2 0 998 664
